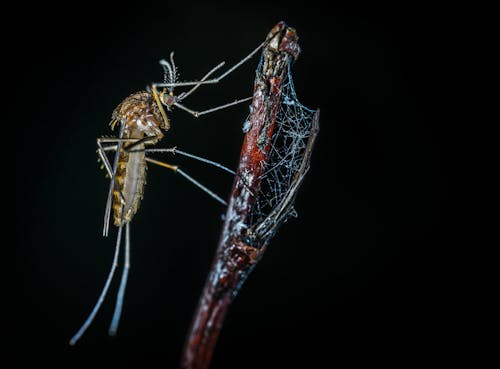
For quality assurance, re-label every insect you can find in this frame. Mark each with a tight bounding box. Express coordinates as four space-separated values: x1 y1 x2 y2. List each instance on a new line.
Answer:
69 41 266 345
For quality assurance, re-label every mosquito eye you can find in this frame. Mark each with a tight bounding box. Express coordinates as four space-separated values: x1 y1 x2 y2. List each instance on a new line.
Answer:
164 95 175 106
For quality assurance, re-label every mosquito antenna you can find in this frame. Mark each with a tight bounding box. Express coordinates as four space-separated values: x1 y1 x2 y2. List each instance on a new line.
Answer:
159 56 176 94
169 51 178 86
109 222 131 336
160 59 172 81
69 225 124 345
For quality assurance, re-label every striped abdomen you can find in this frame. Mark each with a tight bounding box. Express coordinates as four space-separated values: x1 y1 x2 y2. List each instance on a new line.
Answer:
113 141 147 226
111 91 165 226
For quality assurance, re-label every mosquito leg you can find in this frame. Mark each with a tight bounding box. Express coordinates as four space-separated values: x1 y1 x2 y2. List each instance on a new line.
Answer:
97 138 119 178
130 147 236 175
99 138 121 237
69 225 124 345
138 147 256 196
97 137 145 178
98 135 160 236
109 222 131 336
145 157 227 206
98 136 161 155
102 145 118 152
174 96 253 118
98 138 144 143
122 135 161 152
216 40 266 81
154 40 266 89
129 144 253 197
176 61 225 101
97 136 134 236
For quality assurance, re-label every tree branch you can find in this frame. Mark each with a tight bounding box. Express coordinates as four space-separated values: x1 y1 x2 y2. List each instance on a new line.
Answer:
180 21 319 369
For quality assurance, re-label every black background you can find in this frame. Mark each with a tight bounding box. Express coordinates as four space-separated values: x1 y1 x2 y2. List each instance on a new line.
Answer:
14 2 465 368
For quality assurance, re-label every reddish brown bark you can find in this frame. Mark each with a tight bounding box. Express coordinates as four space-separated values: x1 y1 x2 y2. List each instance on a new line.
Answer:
180 21 317 369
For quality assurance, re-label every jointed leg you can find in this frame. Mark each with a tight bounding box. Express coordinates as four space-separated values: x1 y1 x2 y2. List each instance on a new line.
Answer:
97 136 140 236
97 135 161 198
109 222 131 336
98 135 159 236
103 136 124 237
139 147 257 196
174 96 252 118
69 224 124 345
97 137 152 178
130 146 235 175
145 157 227 206
97 138 125 178
154 40 266 90
176 61 226 101
151 40 264 118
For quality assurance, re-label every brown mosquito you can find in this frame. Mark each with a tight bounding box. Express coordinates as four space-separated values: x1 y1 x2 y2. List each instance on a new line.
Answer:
69 41 266 345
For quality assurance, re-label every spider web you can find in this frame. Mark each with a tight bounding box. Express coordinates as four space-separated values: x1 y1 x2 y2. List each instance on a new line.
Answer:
250 62 317 226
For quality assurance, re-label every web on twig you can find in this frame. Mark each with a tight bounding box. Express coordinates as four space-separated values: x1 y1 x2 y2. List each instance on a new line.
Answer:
249 62 317 233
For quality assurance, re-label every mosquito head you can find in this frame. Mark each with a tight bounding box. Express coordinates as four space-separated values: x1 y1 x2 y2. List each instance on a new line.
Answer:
159 89 176 109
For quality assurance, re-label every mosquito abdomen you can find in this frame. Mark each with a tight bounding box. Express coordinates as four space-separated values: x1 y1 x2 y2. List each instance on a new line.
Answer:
113 147 147 226
111 92 164 226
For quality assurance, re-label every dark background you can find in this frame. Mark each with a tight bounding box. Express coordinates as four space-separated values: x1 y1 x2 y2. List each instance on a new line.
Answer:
14 2 465 368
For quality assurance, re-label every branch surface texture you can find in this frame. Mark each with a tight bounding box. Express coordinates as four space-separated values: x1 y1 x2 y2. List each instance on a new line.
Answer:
181 21 320 369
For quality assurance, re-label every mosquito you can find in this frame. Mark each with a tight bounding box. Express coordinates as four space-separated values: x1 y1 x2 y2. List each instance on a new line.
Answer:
69 41 266 345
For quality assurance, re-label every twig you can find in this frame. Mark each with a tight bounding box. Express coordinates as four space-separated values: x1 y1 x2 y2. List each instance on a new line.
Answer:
180 21 320 369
